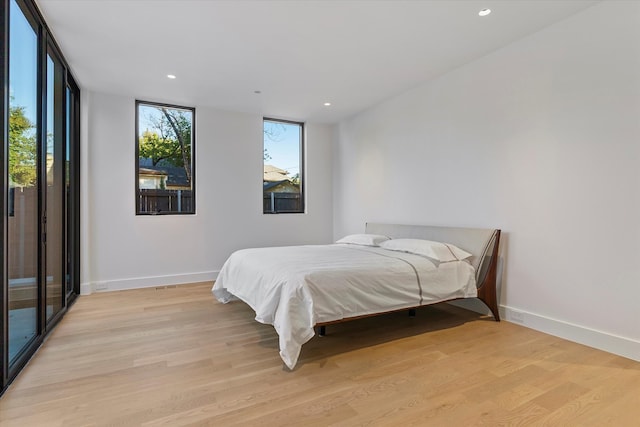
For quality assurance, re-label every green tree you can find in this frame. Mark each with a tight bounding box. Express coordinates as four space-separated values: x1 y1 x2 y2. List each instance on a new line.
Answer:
139 130 180 166
161 108 191 184
139 107 192 184
291 173 300 185
9 105 37 187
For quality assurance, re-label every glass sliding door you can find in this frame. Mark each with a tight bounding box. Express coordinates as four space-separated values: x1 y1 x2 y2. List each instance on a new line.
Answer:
3 0 80 392
7 0 39 366
45 48 65 323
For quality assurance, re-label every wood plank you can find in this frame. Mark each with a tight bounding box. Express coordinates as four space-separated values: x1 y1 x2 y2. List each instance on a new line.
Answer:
1 282 639 426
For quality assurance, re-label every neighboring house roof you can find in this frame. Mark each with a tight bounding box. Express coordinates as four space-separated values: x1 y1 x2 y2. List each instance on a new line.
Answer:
263 180 289 191
139 167 167 177
139 158 189 186
264 171 289 182
157 165 189 187
263 180 299 193
264 164 288 174
264 164 290 182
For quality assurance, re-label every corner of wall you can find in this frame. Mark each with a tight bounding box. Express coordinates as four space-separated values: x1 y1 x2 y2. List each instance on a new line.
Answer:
80 282 93 295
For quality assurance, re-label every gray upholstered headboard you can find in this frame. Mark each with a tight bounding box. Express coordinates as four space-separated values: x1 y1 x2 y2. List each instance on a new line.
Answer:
365 223 500 285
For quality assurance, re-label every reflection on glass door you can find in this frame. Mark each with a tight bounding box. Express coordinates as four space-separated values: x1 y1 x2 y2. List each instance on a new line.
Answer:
7 0 39 364
46 50 65 322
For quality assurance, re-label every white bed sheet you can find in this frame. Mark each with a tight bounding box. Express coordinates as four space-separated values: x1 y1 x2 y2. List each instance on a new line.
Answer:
212 244 477 369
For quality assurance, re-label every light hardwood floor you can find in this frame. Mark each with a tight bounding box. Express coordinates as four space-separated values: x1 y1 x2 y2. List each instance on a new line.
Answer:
1 282 638 426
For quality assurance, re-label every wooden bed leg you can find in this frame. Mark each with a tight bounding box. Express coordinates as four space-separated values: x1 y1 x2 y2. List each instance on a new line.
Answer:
318 325 326 337
408 308 416 318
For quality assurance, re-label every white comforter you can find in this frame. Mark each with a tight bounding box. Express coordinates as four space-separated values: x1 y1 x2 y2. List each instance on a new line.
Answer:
212 244 476 369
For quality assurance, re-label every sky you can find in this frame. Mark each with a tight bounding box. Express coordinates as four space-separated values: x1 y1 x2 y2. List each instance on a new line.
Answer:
9 0 38 126
139 104 171 135
138 104 193 133
137 104 193 146
264 120 301 177
10 0 72 161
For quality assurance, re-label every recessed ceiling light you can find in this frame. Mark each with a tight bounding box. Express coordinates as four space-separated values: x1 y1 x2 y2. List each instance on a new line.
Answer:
324 102 331 106
167 74 176 79
478 8 491 17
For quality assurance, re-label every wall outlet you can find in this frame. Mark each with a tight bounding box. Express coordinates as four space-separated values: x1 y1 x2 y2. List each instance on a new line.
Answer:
94 282 108 291
510 309 525 324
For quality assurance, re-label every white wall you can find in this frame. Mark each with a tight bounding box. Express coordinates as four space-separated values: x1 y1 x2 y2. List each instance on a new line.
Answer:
334 1 640 360
81 91 334 293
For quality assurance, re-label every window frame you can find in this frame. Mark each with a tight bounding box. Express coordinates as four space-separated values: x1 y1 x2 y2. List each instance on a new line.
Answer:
263 117 305 215
135 100 196 216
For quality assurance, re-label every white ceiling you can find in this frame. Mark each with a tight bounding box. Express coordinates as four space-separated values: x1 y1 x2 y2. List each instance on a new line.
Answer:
36 0 598 123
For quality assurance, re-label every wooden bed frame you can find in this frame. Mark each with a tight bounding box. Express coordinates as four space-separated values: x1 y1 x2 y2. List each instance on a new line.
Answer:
316 223 501 335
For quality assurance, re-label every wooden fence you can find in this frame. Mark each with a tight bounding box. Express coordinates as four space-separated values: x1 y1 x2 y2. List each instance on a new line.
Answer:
8 186 38 280
138 189 193 213
263 192 302 213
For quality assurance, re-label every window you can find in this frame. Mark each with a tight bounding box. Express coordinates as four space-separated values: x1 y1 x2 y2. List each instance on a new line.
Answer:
263 118 304 214
135 101 195 215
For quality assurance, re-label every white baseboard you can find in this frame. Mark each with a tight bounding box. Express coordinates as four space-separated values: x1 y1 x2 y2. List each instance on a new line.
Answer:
80 282 93 295
448 300 639 362
499 305 640 362
80 271 219 295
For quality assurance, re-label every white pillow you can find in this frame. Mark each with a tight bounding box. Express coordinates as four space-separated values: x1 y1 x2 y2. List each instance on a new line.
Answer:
379 238 472 262
336 234 390 247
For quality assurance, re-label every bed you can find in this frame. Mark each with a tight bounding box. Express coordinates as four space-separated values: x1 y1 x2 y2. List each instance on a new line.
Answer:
212 223 501 369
